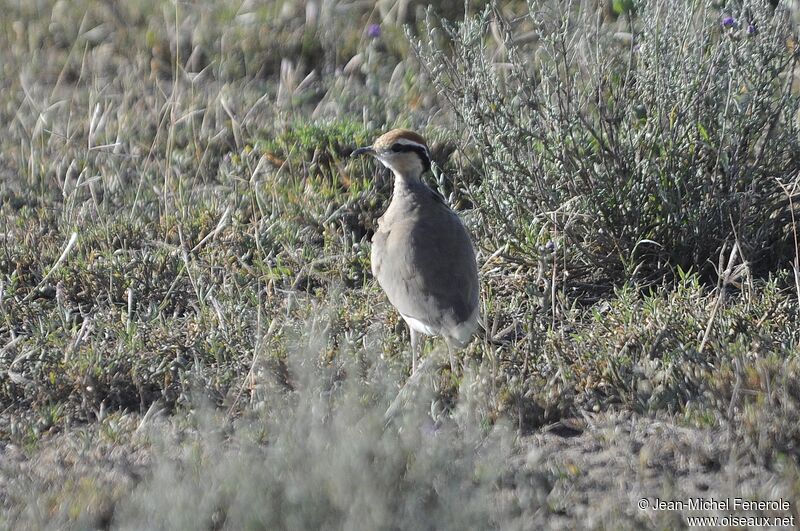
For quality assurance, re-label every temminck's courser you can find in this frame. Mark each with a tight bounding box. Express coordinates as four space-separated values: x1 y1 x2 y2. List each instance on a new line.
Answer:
352 129 479 373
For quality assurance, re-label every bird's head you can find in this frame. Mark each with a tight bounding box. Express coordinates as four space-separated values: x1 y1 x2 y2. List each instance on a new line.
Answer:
352 129 431 180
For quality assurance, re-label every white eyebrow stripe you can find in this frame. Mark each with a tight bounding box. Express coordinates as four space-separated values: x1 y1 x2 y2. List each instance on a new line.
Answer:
394 138 426 147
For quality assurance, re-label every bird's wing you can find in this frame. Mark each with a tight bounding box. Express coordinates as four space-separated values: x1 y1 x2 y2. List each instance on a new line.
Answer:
372 205 479 331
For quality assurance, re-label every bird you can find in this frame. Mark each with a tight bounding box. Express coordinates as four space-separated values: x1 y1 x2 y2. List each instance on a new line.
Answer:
351 129 479 374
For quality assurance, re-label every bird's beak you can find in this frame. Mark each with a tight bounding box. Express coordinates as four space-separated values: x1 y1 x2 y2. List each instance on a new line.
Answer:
351 146 376 157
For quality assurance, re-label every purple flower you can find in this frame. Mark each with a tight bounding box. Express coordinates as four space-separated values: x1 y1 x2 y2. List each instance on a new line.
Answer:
721 16 738 29
367 24 381 39
747 24 757 36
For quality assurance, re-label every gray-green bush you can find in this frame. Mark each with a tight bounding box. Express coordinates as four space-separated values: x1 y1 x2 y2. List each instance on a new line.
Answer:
414 0 800 284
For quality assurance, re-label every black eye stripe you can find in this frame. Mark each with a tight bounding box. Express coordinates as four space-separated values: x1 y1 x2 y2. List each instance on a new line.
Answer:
389 143 431 171
390 143 424 154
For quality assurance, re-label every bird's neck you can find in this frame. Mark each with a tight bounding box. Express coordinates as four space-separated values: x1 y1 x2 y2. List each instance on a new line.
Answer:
392 170 425 196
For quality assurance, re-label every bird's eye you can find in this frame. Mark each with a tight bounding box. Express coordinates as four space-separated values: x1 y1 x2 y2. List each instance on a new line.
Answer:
391 143 402 153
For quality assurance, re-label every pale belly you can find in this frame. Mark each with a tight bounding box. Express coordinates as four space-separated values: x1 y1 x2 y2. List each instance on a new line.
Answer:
400 313 439 337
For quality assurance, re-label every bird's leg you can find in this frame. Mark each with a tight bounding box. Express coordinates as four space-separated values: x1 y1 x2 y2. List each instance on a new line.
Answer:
410 328 419 374
446 341 458 374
